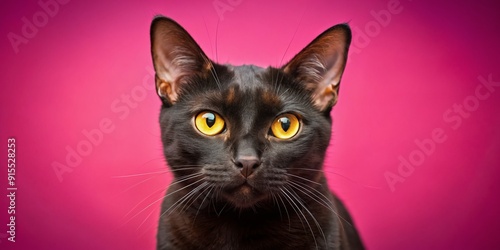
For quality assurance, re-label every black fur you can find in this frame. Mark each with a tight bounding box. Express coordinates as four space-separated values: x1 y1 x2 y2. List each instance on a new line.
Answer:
151 16 364 250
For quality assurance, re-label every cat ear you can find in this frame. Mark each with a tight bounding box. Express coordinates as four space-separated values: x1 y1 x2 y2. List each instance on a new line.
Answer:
150 16 211 105
282 24 351 111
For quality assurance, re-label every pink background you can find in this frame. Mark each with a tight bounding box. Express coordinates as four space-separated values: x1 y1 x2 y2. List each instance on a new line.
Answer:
1 0 499 249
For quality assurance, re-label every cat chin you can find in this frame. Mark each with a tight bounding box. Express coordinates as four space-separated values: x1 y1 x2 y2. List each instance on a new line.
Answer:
221 183 268 208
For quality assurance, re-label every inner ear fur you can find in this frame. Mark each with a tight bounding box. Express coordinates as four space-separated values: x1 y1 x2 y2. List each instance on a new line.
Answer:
150 16 212 105
283 24 351 111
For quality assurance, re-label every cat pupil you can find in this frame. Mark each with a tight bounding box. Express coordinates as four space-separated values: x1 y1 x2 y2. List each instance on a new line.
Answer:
279 117 291 132
204 113 216 127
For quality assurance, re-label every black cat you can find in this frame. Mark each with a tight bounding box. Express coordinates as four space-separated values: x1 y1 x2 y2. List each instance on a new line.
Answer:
150 16 364 250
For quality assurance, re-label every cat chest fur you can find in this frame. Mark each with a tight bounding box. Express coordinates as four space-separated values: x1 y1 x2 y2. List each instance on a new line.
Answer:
158 178 348 250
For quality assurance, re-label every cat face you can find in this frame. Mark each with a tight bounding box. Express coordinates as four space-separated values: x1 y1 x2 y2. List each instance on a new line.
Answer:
150 17 351 208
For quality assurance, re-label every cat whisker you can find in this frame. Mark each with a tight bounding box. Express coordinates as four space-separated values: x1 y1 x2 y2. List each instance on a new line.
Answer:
327 170 383 189
193 185 215 225
125 155 167 170
275 192 292 230
141 181 212 236
135 206 156 232
288 181 349 239
138 181 207 236
170 164 206 169
289 186 327 248
287 187 327 248
201 18 222 90
287 167 383 190
202 16 215 61
112 170 170 178
215 202 228 217
287 180 353 240
285 167 323 172
166 172 205 189
270 193 282 220
123 176 205 226
115 184 163 234
179 182 212 214
169 167 203 172
214 184 224 204
280 187 318 249
278 17 301 67
113 165 202 179
285 172 322 186
215 19 219 63
278 87 291 100
279 188 305 230
285 173 323 186
152 179 207 221
202 55 223 91
163 181 209 218
270 69 276 95
288 180 335 212
116 175 161 197
121 184 166 221
288 179 354 229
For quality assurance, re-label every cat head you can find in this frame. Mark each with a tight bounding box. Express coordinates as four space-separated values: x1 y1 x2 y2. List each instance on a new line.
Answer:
151 16 351 208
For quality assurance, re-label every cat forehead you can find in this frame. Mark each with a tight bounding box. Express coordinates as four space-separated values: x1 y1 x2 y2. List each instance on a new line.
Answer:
223 65 281 106
186 64 307 114
227 64 267 89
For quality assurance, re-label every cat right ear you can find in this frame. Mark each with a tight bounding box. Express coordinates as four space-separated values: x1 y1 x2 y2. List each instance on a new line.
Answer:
150 16 211 105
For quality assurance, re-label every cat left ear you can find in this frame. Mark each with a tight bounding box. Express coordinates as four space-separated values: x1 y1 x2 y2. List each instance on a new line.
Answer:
150 16 211 105
282 24 351 112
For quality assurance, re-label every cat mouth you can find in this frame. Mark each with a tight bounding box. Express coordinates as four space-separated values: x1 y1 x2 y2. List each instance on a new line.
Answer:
221 182 266 208
225 181 258 195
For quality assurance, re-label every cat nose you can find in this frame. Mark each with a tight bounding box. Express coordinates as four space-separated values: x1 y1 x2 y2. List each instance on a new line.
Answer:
234 156 261 178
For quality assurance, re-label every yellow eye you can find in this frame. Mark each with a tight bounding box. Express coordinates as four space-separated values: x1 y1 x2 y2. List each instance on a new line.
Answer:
195 111 225 136
270 114 300 139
